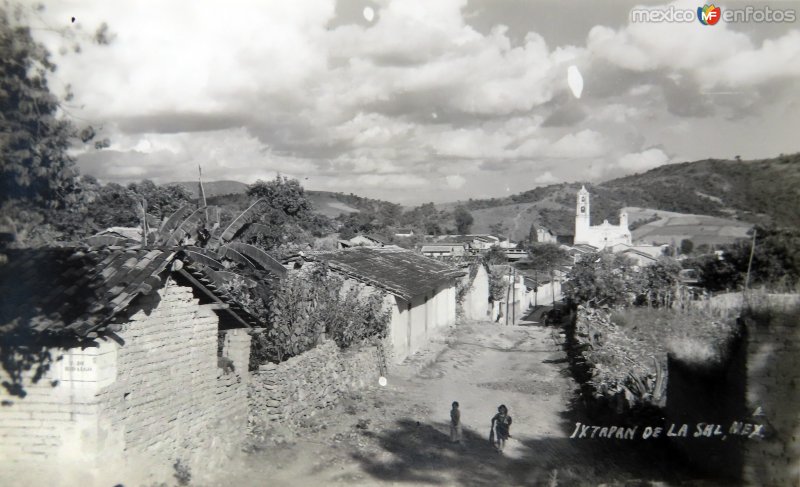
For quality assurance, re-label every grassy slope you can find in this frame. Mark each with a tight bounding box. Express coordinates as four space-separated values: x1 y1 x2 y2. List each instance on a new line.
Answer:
169 180 249 198
452 154 800 242
171 153 799 242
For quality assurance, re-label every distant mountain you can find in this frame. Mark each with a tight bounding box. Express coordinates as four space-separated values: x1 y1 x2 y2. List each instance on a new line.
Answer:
169 180 248 198
177 180 403 219
167 153 799 244
446 153 800 243
306 191 361 218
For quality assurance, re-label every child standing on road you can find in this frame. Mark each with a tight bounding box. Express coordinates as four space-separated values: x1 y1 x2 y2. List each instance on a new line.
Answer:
491 404 512 453
450 401 462 443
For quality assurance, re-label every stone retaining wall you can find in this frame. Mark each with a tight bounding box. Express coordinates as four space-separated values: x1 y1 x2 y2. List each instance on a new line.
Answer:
249 340 384 428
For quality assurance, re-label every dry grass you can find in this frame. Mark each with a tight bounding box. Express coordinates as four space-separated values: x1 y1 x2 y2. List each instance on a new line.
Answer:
576 306 739 408
610 307 739 367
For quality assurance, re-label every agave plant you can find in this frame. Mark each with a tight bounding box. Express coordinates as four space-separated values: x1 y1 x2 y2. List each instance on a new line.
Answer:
83 173 286 296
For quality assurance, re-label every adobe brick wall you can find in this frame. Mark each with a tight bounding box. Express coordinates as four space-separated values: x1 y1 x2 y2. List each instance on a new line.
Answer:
0 283 251 487
249 340 384 428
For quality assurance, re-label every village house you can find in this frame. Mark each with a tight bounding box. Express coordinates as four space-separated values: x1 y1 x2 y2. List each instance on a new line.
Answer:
0 247 257 487
347 234 388 247
536 227 558 244
394 229 414 237
469 235 500 249
290 247 463 363
504 248 527 261
612 244 667 266
420 242 467 258
561 243 599 263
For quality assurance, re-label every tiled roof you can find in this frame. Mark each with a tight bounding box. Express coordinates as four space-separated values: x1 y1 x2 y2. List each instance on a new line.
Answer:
0 247 176 337
420 244 465 252
620 248 658 261
301 247 464 300
0 246 257 338
364 234 389 244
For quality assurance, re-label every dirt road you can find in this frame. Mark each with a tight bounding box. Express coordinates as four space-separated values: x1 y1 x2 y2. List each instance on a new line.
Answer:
213 322 709 486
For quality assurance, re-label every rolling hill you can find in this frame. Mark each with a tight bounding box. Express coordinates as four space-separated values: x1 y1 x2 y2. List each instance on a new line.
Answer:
448 153 800 242
169 180 248 198
173 180 379 219
166 153 799 245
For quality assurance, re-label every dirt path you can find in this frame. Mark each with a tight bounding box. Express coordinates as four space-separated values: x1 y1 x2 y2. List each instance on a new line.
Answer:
211 322 708 486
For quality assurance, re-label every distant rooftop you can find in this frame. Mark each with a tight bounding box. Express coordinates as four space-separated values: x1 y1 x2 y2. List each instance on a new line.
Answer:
300 247 464 301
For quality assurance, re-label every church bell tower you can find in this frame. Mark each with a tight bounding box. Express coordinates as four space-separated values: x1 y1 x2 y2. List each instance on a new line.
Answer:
575 185 590 244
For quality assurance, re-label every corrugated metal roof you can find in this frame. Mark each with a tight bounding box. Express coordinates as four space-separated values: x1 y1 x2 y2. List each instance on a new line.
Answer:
301 247 464 300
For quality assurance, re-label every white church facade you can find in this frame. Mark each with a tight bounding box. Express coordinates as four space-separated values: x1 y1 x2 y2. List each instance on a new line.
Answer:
574 186 632 249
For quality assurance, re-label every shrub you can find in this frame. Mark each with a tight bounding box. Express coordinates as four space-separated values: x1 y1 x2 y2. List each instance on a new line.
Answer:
249 264 391 367
320 282 391 349
488 266 509 302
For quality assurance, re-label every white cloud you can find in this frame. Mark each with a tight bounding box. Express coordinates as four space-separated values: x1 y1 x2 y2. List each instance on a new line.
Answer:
586 0 800 90
446 174 467 188
546 130 606 158
533 171 558 184
699 31 800 87
76 128 317 184
39 1 335 120
27 0 800 203
589 104 641 124
617 148 670 172
353 174 430 189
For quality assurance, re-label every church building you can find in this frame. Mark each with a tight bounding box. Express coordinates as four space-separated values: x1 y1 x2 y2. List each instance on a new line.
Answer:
574 186 632 249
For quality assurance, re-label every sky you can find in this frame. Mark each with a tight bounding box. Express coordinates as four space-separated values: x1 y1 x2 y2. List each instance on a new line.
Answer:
30 0 800 204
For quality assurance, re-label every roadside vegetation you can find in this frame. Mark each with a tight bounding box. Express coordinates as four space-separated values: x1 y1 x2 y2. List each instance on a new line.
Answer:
563 251 742 415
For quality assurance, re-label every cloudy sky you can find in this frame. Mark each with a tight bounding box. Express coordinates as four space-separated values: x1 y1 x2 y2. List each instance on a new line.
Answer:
32 0 800 204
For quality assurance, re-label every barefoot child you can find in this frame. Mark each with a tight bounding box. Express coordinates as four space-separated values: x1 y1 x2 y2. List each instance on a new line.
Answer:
491 404 512 452
450 401 462 443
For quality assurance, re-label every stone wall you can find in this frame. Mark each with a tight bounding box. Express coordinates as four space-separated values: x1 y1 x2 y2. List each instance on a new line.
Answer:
491 278 562 323
460 265 490 322
0 283 251 487
249 340 383 428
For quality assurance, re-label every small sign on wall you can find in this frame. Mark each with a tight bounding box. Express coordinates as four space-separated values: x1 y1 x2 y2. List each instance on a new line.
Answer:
54 342 117 389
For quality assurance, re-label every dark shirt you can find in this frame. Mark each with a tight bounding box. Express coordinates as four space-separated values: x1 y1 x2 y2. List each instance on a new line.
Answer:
492 413 512 439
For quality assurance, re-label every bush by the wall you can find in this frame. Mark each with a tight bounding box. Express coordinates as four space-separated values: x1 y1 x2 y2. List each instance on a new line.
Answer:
249 264 390 368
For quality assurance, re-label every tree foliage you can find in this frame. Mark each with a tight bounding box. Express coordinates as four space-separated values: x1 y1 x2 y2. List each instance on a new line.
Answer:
639 259 682 307
526 242 569 276
565 252 631 307
0 6 116 247
85 180 192 230
0 6 81 208
689 226 800 292
483 245 507 265
250 264 391 366
528 223 538 244
565 252 682 308
453 206 473 234
243 176 319 250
